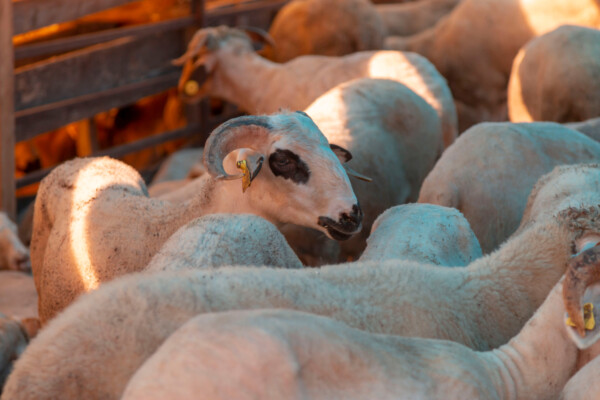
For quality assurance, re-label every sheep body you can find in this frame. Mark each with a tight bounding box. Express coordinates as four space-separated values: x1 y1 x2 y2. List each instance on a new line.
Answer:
32 112 359 324
418 122 600 253
299 78 443 260
178 26 457 149
120 273 599 400
377 0 461 37
145 214 303 272
508 25 600 124
6 165 600 399
386 0 600 130
566 117 600 143
360 204 481 266
264 0 385 62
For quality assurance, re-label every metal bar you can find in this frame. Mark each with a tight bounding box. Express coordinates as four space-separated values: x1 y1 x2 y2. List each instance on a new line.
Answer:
15 73 181 142
0 0 16 219
15 123 202 188
15 16 195 60
13 0 135 35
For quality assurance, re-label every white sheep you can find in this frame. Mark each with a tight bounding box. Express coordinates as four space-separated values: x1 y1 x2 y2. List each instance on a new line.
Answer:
120 250 600 400
262 0 386 62
5 165 600 399
144 213 303 272
31 111 361 324
418 122 600 254
359 203 482 266
293 77 443 262
385 0 600 130
174 25 457 149
7 242 600 400
561 356 600 400
0 212 30 272
508 25 600 124
376 0 461 37
566 117 600 143
154 78 445 264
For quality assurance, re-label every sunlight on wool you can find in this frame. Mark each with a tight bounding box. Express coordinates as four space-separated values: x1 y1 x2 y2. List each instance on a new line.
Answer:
518 0 600 36
69 161 104 291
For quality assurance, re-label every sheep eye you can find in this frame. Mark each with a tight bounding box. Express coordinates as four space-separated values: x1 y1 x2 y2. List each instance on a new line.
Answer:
268 149 310 184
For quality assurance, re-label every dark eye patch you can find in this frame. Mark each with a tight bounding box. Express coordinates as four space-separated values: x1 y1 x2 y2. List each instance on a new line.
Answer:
268 149 310 184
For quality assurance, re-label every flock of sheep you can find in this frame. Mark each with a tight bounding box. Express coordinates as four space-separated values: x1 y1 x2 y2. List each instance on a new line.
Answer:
0 0 600 398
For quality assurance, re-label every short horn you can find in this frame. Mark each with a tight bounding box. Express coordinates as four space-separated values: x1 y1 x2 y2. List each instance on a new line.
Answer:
563 245 600 336
203 116 275 179
240 26 276 48
172 29 211 66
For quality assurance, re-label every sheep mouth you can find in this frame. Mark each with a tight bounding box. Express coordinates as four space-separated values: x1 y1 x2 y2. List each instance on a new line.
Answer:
317 217 360 241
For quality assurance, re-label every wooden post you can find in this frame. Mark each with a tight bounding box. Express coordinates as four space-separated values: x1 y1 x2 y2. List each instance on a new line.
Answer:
0 0 16 220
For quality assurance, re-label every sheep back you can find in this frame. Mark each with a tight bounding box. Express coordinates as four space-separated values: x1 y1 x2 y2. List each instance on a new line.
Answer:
360 204 482 266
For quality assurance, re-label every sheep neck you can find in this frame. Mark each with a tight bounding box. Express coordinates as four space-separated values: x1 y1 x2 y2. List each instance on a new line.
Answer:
210 51 281 114
167 174 273 227
464 221 573 348
478 282 578 400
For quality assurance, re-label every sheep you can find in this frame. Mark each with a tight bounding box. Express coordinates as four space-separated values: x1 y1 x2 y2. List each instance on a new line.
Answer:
359 203 482 266
144 213 303 272
508 25 600 124
7 241 600 400
155 78 445 264
174 25 457 149
5 165 600 399
560 357 600 400
120 248 600 400
417 122 600 254
385 0 600 130
0 213 30 272
295 77 444 261
567 117 600 143
376 0 461 37
31 111 361 324
262 0 386 62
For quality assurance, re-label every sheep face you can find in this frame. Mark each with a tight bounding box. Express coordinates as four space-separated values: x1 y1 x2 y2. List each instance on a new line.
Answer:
173 26 267 103
204 112 362 241
0 214 30 272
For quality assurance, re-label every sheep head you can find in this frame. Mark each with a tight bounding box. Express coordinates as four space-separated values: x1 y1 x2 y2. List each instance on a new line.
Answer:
0 213 30 272
173 25 274 103
203 111 363 241
563 244 600 346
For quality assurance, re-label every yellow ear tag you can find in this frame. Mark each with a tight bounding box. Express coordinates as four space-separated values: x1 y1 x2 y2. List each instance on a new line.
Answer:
236 159 252 193
566 303 596 331
184 80 200 97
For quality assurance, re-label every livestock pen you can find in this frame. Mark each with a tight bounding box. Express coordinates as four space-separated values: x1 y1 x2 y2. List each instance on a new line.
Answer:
0 0 289 221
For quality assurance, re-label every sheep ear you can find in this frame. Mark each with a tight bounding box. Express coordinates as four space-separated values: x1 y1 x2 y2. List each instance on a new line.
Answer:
330 144 352 163
565 283 600 349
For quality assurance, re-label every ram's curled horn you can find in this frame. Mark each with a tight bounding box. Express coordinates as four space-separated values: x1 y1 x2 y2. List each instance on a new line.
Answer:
203 116 274 180
240 26 276 48
563 244 600 337
344 165 373 182
172 30 210 66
